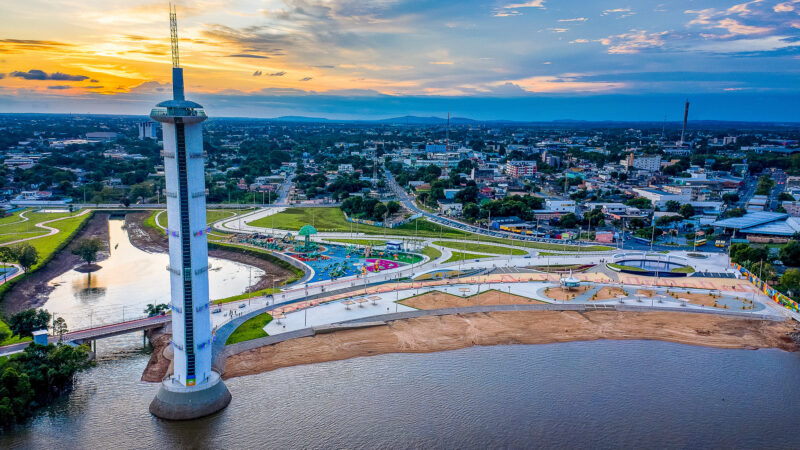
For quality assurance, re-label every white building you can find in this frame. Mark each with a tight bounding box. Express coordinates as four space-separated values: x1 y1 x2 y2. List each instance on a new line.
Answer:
138 121 159 140
506 160 537 178
437 200 463 216
632 188 689 209
545 199 577 213
338 164 354 174
622 154 662 172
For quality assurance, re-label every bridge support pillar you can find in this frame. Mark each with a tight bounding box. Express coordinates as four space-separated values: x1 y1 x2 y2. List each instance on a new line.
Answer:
150 371 231 420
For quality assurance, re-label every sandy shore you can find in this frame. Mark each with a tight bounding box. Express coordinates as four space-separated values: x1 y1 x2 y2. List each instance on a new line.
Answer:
2 213 110 314
400 290 544 310
142 327 173 382
125 212 294 291
222 310 799 379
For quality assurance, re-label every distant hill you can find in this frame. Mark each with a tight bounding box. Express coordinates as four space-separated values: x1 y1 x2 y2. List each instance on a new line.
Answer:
272 116 330 122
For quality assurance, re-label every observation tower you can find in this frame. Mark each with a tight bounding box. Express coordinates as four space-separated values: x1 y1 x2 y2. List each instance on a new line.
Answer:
149 4 231 420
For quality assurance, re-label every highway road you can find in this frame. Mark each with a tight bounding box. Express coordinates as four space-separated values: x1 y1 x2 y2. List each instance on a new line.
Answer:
384 169 725 252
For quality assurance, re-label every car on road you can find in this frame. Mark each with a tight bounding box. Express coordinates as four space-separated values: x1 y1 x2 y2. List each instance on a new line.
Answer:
238 303 246 309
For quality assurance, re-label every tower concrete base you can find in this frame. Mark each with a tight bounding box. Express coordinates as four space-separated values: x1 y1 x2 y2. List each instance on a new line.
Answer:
149 371 231 420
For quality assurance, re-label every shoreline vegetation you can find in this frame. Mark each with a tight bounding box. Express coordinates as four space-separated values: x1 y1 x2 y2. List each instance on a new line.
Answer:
221 310 798 380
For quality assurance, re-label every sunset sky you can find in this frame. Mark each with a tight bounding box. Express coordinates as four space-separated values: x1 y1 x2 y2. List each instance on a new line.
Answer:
1 0 799 120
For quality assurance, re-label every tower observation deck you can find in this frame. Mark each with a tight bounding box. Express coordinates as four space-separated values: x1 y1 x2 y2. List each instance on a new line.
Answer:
149 4 231 420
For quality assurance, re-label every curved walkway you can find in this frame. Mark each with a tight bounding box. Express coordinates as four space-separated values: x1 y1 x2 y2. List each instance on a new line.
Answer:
0 209 91 247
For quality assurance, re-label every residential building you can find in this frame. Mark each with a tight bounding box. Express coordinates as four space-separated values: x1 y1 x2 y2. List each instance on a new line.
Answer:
506 160 537 178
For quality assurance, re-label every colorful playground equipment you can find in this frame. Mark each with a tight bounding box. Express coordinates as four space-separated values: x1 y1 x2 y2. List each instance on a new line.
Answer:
294 224 319 253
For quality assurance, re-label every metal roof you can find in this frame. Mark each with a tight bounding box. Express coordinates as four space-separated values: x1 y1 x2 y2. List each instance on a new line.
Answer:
710 211 789 230
741 217 800 236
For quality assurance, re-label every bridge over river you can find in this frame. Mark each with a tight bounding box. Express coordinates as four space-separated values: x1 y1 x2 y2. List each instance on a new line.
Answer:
0 314 170 357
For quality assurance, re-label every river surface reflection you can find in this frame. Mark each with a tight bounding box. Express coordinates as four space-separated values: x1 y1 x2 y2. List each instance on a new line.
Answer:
2 340 800 449
41 219 263 329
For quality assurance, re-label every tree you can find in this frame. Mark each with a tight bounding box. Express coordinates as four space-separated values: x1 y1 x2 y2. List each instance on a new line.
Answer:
144 303 169 317
679 203 696 219
779 240 800 267
120 196 131 208
665 200 681 212
463 202 480 221
8 309 51 337
559 213 579 229
52 317 68 342
722 193 740 205
625 197 652 209
71 238 103 266
780 268 800 295
15 244 38 273
722 207 747 218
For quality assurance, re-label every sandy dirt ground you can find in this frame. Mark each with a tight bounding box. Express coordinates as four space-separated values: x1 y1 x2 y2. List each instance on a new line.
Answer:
543 285 592 301
126 212 293 291
671 292 722 307
592 286 628 301
222 311 799 379
638 289 655 297
400 290 544 310
2 213 110 314
620 274 756 292
141 328 173 382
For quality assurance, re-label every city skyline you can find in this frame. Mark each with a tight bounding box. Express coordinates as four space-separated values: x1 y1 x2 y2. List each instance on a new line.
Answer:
1 0 800 120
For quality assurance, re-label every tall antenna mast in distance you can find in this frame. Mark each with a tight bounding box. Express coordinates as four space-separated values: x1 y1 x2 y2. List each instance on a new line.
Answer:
170 3 180 68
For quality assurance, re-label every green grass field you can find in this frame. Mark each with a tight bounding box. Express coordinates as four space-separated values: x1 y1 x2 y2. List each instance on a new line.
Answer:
213 288 280 305
0 210 79 245
671 266 695 273
0 319 32 347
145 209 252 231
226 313 272 345
443 251 491 264
249 207 614 252
420 246 442 261
249 207 471 239
20 212 93 270
608 263 646 272
433 240 526 256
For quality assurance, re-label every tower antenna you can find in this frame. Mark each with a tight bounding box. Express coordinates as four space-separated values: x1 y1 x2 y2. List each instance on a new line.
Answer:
169 3 180 68
680 99 689 146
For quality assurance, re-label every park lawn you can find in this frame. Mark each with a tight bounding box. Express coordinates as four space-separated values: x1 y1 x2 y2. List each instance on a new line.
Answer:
145 209 252 232
27 214 92 269
213 288 280 305
206 208 252 225
248 207 611 251
0 209 28 227
608 263 647 272
420 246 442 261
226 313 272 344
0 316 32 347
143 210 160 230
443 251 491 264
0 210 79 245
671 266 696 273
433 240 526 256
249 207 472 239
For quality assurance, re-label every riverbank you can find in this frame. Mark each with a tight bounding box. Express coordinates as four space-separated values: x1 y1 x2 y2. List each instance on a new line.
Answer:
1 213 110 314
222 310 799 379
125 212 294 292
